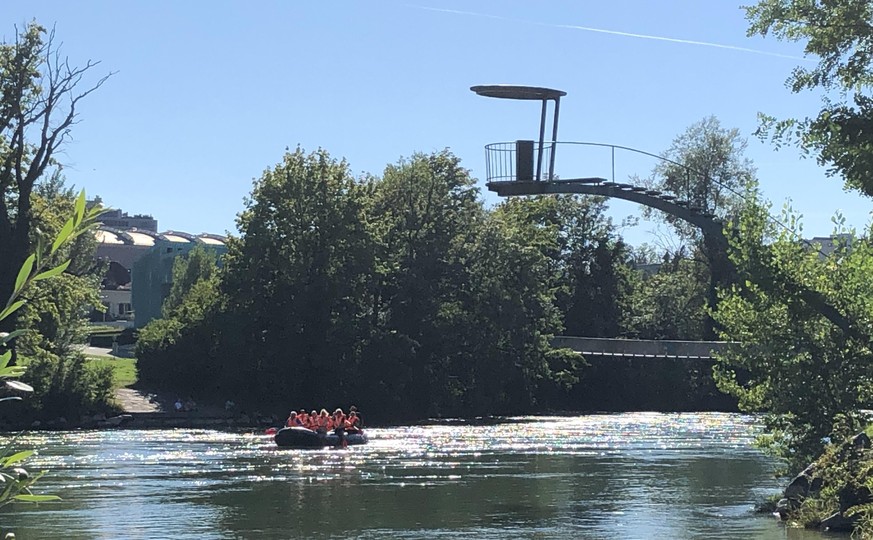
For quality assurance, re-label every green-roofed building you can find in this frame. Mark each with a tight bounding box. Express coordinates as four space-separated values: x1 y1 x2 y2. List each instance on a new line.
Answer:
131 231 227 328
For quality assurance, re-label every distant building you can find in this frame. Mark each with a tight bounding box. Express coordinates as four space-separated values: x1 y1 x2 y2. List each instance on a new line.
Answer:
131 232 227 328
93 227 160 323
91 198 225 327
88 196 157 232
807 233 853 258
634 262 662 277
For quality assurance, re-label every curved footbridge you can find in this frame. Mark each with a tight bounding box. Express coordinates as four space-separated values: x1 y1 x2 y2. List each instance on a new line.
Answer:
552 336 733 361
488 177 725 239
488 172 856 339
471 84 866 342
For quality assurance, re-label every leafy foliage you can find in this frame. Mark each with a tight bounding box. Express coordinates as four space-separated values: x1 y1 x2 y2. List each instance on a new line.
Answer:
746 0 873 197
162 245 219 318
0 189 102 512
624 251 709 340
495 195 633 338
137 148 583 419
0 22 109 334
639 117 756 338
12 186 114 420
712 196 873 472
647 116 755 240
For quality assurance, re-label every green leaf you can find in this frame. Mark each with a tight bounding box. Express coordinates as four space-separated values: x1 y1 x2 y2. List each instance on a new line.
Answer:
2 450 33 467
0 350 11 370
13 254 36 296
32 260 71 281
0 300 26 322
51 217 75 254
0 366 27 378
0 329 26 345
75 189 86 224
13 494 61 503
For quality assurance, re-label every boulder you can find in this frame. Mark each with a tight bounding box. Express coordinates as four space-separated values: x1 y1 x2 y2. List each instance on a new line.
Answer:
779 431 873 531
783 463 819 510
839 482 872 513
821 512 858 532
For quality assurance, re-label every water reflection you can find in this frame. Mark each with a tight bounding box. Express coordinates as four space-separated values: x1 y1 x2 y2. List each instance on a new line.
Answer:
0 413 814 539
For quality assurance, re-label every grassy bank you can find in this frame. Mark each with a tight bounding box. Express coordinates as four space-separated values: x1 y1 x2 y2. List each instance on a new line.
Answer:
85 356 138 388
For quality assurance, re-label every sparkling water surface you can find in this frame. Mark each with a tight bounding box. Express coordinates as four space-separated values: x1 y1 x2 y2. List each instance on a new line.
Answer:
0 413 829 539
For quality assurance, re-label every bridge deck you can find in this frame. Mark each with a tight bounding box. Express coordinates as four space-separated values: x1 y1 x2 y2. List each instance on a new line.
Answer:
551 336 735 360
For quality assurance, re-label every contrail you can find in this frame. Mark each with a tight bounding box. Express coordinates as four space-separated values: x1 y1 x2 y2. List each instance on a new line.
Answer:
410 5 810 62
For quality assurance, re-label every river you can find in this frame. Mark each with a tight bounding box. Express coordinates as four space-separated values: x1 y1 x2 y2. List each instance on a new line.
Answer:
0 413 833 539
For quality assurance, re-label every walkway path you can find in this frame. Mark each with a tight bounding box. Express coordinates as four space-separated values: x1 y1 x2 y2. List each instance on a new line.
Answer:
114 388 167 413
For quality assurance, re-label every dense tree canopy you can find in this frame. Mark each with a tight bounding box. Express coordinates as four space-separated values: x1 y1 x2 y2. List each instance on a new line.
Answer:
713 196 873 470
642 117 756 338
138 149 606 419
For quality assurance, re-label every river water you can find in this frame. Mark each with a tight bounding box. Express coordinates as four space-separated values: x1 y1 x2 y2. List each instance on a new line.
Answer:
0 413 830 539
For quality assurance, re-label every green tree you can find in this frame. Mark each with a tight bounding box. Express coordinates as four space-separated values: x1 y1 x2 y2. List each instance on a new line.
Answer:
644 117 756 337
363 150 485 416
624 249 709 340
0 22 109 340
15 185 113 418
649 116 753 235
219 147 375 404
462 209 580 412
161 245 220 317
495 194 632 338
135 275 222 391
365 152 574 416
713 197 873 471
746 0 873 197
138 148 580 420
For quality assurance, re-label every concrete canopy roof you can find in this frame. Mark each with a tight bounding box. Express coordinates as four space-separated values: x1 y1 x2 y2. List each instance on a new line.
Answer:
470 85 566 100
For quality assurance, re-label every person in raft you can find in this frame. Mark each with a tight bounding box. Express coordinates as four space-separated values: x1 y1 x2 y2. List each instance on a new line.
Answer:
285 411 304 428
349 405 363 429
345 410 362 434
314 409 331 434
332 408 349 447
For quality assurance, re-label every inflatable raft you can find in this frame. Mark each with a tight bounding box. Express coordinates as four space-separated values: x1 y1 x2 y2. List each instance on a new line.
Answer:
274 426 368 448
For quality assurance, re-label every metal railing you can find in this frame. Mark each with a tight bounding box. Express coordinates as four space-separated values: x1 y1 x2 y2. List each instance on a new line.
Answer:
484 141 709 189
484 141 555 182
483 140 836 258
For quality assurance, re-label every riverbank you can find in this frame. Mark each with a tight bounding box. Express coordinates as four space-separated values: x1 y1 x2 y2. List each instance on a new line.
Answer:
0 386 283 432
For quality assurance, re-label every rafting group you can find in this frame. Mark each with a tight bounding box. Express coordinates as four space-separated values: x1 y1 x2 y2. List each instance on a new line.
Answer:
275 406 368 448
285 407 363 434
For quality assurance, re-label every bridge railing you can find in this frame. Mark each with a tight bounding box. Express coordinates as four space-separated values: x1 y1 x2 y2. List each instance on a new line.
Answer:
484 141 703 195
551 336 737 360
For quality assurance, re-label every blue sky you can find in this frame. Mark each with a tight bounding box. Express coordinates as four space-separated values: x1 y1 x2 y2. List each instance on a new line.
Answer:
7 1 872 246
